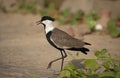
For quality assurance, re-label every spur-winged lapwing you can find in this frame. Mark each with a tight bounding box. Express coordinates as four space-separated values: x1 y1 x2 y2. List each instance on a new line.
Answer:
37 16 91 71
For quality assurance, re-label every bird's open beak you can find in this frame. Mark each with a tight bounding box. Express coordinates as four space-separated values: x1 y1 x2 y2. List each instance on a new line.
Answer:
36 21 41 25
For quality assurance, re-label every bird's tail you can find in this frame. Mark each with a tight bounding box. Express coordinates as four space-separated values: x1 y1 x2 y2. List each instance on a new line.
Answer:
67 47 90 55
79 47 90 54
84 42 91 45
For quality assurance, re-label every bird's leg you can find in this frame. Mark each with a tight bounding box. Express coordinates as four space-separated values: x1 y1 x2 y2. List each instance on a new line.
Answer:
60 50 67 71
47 50 64 69
47 50 67 71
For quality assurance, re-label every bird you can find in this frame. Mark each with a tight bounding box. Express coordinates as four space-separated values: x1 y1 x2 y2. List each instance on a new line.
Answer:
37 16 91 71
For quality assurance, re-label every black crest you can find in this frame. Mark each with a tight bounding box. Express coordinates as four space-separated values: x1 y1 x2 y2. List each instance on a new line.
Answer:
41 16 55 22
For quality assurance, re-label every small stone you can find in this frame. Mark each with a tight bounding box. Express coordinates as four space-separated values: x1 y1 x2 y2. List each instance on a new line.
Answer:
95 24 103 31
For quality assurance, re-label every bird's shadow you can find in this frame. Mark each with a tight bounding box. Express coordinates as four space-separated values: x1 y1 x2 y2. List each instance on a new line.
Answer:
70 59 85 69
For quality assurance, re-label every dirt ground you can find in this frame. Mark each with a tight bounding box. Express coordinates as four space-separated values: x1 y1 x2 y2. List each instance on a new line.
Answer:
0 13 120 78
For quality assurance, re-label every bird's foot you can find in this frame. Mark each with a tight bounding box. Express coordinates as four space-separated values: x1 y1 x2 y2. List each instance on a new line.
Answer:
47 62 52 69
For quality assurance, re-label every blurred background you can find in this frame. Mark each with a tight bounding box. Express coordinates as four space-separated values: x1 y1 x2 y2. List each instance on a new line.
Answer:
0 0 120 78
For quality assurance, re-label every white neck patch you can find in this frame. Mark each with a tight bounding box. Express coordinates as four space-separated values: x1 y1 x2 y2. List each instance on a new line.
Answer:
42 20 55 34
45 24 55 34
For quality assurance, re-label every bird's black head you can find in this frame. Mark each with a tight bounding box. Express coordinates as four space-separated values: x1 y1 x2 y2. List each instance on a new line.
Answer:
37 16 55 25
41 16 55 22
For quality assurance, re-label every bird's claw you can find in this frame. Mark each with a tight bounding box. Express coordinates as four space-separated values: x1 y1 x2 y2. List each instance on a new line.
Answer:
47 62 52 69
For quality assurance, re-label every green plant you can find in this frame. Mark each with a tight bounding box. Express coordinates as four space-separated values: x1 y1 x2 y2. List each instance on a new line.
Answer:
48 3 56 10
39 9 49 16
0 0 7 13
58 8 71 25
39 3 57 17
69 11 84 25
34 74 40 78
59 49 120 78
60 8 70 18
116 14 120 21
58 10 84 25
17 0 39 13
85 11 100 31
85 17 96 31
87 11 100 21
107 19 120 38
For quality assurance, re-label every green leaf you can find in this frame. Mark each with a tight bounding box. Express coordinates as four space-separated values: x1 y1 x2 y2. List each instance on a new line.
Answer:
107 19 120 38
77 69 85 77
61 8 70 17
39 10 48 16
101 49 107 54
34 74 40 78
117 13 120 20
70 18 78 25
115 72 120 78
99 71 114 78
85 18 96 31
95 49 107 58
84 59 99 70
86 11 100 20
95 50 101 57
59 70 70 78
114 65 120 72
102 61 110 69
89 74 99 78
85 11 100 31
48 3 55 10
64 62 75 71
62 62 76 77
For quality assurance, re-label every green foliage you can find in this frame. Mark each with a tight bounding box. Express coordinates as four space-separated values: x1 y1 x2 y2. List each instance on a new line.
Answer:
58 8 70 25
60 8 70 17
34 74 40 78
85 18 96 31
39 3 57 18
39 6 90 26
84 59 99 70
59 49 120 78
99 71 114 78
102 61 110 69
48 3 56 10
39 9 48 16
107 19 120 38
16 1 100 28
95 49 107 58
0 1 7 13
115 72 120 78
59 62 76 78
116 13 120 21
58 10 84 25
69 11 84 25
86 11 100 21
18 0 39 13
85 11 100 31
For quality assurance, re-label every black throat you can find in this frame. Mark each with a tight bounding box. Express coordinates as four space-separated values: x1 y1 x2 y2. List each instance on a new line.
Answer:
41 23 46 29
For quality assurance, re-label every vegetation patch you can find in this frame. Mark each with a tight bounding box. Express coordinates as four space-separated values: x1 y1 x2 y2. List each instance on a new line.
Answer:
59 49 120 78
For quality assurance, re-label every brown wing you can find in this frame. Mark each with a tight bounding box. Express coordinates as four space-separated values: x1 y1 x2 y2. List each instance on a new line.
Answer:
51 28 85 48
